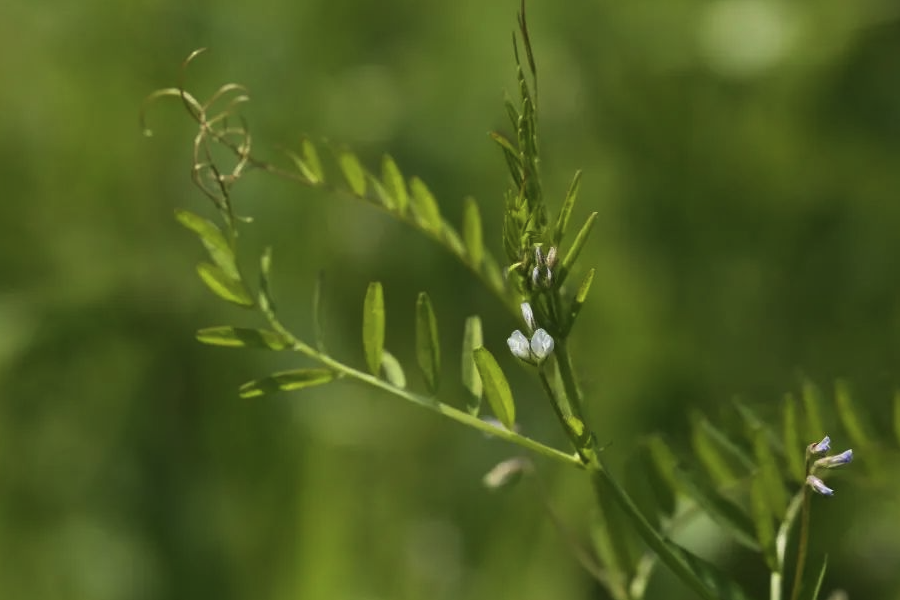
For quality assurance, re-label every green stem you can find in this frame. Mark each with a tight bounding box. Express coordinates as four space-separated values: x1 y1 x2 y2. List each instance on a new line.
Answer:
772 491 804 600
789 486 812 600
539 340 719 600
262 311 582 469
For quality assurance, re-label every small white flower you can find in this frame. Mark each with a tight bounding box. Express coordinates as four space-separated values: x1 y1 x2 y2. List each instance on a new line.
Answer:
520 302 536 333
507 330 531 360
530 328 555 361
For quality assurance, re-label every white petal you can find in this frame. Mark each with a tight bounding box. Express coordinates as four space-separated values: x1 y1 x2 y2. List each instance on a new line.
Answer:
520 302 536 333
530 328 555 360
507 330 531 360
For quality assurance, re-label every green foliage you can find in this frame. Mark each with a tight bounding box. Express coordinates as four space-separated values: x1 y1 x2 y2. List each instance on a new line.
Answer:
362 281 385 376
461 316 484 415
144 3 900 600
239 368 336 398
472 346 516 430
414 292 440 393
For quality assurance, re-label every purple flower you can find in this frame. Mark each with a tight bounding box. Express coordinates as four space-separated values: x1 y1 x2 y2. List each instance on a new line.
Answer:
809 435 831 455
814 449 853 469
806 475 834 496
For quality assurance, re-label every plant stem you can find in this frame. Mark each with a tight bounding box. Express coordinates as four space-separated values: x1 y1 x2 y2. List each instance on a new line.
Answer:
260 308 583 469
789 486 812 600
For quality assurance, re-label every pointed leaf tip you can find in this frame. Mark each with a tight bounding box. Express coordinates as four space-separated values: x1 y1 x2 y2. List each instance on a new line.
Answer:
175 209 240 280
338 150 367 196
196 263 254 307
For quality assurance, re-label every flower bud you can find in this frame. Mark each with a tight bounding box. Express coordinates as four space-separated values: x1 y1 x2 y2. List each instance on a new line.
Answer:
814 449 853 469
530 328 555 361
806 475 834 496
809 435 831 455
520 302 536 333
507 330 531 360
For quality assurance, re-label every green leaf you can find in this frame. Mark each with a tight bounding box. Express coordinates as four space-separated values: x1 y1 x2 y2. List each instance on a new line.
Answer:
490 130 522 189
783 393 805 481
801 379 827 440
691 412 754 486
751 426 789 516
362 282 385 376
473 347 515 429
257 247 275 315
381 350 407 389
553 170 582 246
239 368 335 398
176 209 239 279
441 223 466 257
664 541 757 600
415 292 440 393
462 197 484 268
409 177 442 232
834 379 871 450
196 326 290 350
559 212 597 286
675 466 760 551
565 268 595 335
300 138 324 184
750 476 778 571
338 150 367 196
462 316 483 415
196 263 254 307
381 155 408 216
369 176 395 211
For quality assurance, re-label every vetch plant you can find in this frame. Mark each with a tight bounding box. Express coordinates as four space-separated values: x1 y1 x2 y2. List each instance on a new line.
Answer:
143 3 895 599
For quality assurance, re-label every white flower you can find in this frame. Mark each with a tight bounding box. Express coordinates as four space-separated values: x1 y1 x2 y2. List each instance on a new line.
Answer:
507 330 531 360
530 328 554 360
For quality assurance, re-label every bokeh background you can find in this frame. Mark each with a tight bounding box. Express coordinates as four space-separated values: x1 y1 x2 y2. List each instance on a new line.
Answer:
3 0 900 598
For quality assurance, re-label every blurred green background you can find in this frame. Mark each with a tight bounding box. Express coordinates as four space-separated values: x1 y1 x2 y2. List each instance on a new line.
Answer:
3 0 900 598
